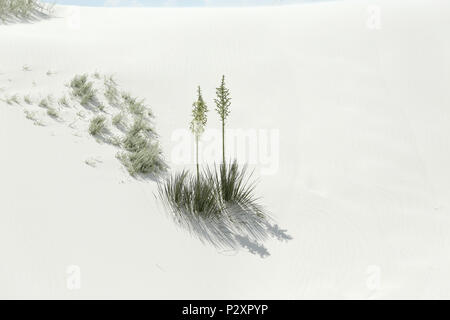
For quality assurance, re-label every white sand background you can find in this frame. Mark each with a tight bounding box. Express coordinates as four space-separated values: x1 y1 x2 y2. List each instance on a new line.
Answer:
1 0 450 299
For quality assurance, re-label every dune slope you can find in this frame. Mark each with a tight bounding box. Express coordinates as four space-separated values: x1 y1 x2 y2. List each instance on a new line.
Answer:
1 0 450 298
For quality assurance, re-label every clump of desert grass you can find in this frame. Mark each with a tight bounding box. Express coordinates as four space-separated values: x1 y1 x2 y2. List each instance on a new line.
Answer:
46 107 59 119
106 135 122 147
0 1 53 23
117 142 165 176
24 110 44 126
112 112 125 128
24 94 33 104
38 95 53 108
122 117 153 152
97 102 105 112
158 171 221 220
58 95 69 108
121 92 152 117
104 75 120 106
69 74 97 106
88 115 107 136
6 94 20 105
24 109 37 120
117 116 166 176
108 86 165 177
39 98 49 108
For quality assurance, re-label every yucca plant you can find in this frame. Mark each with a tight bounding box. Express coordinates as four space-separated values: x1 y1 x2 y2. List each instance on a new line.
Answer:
158 170 221 220
158 77 272 249
212 76 267 216
159 87 216 226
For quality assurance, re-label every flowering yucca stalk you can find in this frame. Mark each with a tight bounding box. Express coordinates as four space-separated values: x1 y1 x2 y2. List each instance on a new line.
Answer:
214 75 231 165
190 86 208 181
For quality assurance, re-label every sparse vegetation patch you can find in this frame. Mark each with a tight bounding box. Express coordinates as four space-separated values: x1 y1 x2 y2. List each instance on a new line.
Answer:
88 115 107 136
38 95 52 108
58 96 69 108
24 94 32 104
0 0 53 23
122 92 151 117
69 74 97 106
6 94 20 105
46 107 59 118
118 115 165 176
7 71 165 178
104 75 120 106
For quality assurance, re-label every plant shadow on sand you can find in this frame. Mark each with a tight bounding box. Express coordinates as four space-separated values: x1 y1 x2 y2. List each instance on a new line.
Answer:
162 194 292 258
158 163 292 258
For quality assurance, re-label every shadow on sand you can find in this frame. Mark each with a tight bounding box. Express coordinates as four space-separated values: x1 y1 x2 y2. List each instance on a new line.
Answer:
166 202 292 258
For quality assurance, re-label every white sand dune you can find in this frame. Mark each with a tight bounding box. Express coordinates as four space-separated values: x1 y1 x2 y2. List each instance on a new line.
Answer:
1 0 450 299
